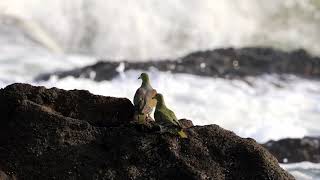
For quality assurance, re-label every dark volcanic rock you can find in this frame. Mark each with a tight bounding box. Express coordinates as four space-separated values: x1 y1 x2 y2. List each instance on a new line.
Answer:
263 137 320 163
36 47 320 81
0 83 294 179
179 119 194 129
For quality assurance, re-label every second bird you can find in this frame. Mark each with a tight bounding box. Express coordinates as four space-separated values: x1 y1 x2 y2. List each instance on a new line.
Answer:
153 93 187 138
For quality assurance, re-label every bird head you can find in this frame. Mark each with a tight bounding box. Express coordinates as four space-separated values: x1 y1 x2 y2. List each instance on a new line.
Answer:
138 73 149 83
152 93 165 104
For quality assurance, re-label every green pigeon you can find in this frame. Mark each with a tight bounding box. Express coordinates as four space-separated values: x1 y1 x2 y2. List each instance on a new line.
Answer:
133 73 157 124
153 93 187 138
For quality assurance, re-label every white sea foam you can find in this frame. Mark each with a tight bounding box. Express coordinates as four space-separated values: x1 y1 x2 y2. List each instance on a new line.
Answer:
0 51 96 83
282 162 320 180
1 0 320 59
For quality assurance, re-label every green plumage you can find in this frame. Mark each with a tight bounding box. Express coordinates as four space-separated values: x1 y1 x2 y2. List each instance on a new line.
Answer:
154 106 179 127
153 93 187 138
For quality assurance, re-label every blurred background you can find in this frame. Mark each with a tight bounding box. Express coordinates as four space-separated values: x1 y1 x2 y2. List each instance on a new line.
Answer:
0 1 320 179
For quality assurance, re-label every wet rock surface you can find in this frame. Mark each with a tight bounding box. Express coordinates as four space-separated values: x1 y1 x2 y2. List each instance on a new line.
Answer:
263 137 320 163
0 83 294 179
36 47 320 81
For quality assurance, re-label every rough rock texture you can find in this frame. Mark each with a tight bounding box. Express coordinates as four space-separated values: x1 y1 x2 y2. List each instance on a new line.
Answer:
179 119 194 129
263 137 320 163
36 47 320 81
0 83 294 180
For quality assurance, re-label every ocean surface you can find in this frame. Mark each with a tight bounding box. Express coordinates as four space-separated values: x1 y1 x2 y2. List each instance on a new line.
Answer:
1 1 320 179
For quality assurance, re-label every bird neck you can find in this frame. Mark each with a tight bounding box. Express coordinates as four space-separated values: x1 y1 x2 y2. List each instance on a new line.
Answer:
141 79 151 87
156 99 166 109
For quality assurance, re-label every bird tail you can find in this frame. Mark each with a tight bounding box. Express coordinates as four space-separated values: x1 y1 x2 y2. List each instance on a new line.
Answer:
178 130 188 138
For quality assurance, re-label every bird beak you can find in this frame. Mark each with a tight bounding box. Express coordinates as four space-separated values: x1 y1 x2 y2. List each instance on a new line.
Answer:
138 76 141 80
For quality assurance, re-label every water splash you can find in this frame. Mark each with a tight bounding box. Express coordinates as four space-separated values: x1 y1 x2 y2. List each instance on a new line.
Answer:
1 0 320 60
282 162 320 180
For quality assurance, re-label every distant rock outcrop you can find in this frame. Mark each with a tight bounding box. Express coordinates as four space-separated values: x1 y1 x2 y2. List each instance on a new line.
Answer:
263 137 320 163
36 47 320 81
0 83 294 179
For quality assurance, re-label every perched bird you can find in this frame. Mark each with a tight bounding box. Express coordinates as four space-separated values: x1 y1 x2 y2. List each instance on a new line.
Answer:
133 73 157 124
153 93 187 138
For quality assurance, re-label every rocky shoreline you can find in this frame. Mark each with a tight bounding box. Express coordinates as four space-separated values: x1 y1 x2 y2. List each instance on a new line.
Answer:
263 137 320 163
36 47 320 82
0 83 294 179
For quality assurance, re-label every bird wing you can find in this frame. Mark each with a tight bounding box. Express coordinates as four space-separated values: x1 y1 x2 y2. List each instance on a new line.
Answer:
133 88 146 112
167 109 178 121
154 109 162 123
160 108 180 127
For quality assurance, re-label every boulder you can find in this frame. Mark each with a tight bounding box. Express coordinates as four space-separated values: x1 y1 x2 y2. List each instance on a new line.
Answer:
0 83 294 179
263 137 320 163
